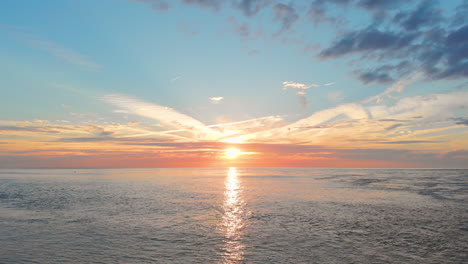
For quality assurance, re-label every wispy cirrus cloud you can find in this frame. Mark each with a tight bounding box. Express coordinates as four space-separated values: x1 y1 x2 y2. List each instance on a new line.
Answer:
12 32 101 70
103 94 215 140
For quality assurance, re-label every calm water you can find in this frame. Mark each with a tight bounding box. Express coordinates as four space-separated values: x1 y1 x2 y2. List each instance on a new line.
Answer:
0 168 467 263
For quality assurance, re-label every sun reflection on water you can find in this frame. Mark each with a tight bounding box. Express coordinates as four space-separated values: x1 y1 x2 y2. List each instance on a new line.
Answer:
220 167 246 263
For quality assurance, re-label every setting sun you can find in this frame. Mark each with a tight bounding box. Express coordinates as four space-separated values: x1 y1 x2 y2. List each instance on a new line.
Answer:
224 148 241 159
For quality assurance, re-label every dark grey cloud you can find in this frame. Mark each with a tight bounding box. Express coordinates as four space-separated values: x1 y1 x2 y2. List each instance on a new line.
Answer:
358 61 413 83
358 71 393 84
307 0 351 26
181 0 221 10
314 0 353 6
59 137 113 142
0 125 60 134
393 0 443 31
356 0 407 23
131 0 171 11
357 0 406 11
319 28 416 58
430 24 468 79
57 137 176 143
313 0 467 83
385 124 404 130
131 0 467 84
317 0 465 83
452 117 468 126
272 3 299 32
0 126 42 132
446 26 468 64
307 6 328 25
236 23 250 37
307 5 342 26
2 141 467 168
233 0 272 17
444 149 468 158
100 131 115 136
375 140 443 144
248 49 259 56
451 0 468 26
379 119 409 122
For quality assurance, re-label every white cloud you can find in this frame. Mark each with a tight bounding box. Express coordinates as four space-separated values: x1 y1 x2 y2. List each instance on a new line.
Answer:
209 96 224 104
171 76 181 82
103 94 215 140
283 80 336 107
282 81 320 92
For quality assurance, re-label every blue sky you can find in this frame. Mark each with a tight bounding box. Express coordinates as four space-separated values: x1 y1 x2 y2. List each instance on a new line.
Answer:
0 0 467 168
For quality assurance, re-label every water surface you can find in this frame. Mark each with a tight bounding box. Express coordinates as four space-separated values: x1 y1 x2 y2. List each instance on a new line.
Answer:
0 168 467 263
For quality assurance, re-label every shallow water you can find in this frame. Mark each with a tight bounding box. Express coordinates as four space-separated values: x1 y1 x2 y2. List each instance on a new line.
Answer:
0 168 467 263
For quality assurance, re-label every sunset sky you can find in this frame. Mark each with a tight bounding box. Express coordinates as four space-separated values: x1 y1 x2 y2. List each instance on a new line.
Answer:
1 0 467 168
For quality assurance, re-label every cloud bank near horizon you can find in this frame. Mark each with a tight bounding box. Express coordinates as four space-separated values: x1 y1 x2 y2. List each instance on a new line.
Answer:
1 75 466 168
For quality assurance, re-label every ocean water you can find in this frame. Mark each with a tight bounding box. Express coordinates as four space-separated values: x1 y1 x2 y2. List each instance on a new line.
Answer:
0 168 466 264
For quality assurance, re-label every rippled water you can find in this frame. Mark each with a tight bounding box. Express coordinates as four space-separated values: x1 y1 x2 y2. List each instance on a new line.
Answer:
0 168 467 263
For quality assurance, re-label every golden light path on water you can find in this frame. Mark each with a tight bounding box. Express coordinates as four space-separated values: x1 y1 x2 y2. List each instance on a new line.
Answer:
220 167 246 264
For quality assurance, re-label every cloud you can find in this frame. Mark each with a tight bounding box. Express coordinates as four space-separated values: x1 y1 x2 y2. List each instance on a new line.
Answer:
358 71 393 84
283 81 321 108
248 49 260 56
374 140 443 144
452 118 468 126
393 0 443 31
451 0 468 26
0 125 66 134
246 75 467 148
233 0 272 17
131 0 171 11
209 96 224 104
103 94 215 139
357 0 406 12
307 0 351 26
316 0 468 83
272 3 299 33
2 77 467 168
15 32 101 70
283 81 336 107
181 0 220 10
129 0 467 84
358 61 413 84
319 28 416 58
327 91 344 104
307 5 331 26
235 23 251 37
171 76 182 82
283 81 320 91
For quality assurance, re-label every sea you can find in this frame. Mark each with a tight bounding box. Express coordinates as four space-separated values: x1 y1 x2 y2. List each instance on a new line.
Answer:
0 168 467 264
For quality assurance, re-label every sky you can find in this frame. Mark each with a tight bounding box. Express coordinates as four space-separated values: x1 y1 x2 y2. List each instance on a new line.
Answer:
0 0 467 168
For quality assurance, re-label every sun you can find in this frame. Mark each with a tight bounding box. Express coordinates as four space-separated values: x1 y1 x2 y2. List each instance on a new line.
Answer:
224 148 241 159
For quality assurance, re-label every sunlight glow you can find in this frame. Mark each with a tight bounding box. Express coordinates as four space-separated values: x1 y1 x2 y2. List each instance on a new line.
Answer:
222 136 245 144
220 167 245 263
224 148 241 159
